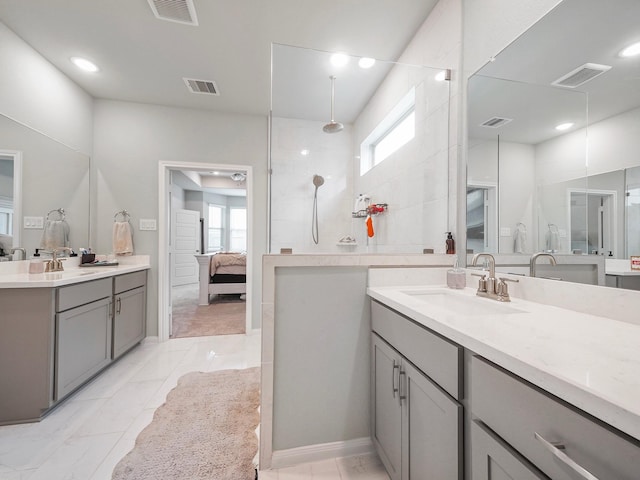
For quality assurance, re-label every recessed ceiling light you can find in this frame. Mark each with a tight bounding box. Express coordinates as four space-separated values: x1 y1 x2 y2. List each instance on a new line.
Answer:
555 122 574 131
435 71 447 82
619 41 640 58
212 171 220 175
70 57 99 73
330 53 349 67
300 149 310 156
358 57 375 69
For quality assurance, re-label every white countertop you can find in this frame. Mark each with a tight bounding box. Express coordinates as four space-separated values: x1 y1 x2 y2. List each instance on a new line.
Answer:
367 284 640 442
0 256 150 288
606 259 640 276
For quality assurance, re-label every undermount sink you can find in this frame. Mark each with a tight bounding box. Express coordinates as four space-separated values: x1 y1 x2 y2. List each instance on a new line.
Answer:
402 289 526 316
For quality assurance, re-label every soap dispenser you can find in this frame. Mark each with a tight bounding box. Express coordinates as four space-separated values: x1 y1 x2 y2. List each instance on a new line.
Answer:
447 256 466 289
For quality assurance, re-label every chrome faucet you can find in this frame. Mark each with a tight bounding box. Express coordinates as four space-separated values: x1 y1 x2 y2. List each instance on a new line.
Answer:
471 253 496 292
44 247 72 272
10 247 26 261
530 252 557 278
471 253 519 302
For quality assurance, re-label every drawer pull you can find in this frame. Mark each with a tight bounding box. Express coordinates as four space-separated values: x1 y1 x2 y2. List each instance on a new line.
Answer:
392 361 400 398
399 370 407 402
534 432 599 480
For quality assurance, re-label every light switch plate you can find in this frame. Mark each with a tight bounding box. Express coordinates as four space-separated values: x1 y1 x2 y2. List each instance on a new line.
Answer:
139 219 157 231
500 227 511 237
24 216 44 229
559 229 567 238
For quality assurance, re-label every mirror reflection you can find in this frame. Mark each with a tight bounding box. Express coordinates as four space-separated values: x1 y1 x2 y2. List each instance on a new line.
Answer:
270 44 450 254
466 0 640 286
0 114 90 259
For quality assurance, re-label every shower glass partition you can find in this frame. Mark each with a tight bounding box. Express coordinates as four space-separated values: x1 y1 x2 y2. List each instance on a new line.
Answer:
269 44 450 254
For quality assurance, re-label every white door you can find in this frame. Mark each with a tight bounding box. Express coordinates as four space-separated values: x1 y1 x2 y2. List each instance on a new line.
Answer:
171 208 200 286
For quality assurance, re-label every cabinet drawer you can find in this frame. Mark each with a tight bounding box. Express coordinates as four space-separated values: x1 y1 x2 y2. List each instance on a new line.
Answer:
57 278 111 312
471 356 640 480
371 300 462 399
114 270 146 294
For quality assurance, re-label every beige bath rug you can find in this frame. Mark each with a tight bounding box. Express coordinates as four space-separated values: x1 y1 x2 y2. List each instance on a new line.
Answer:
112 367 260 480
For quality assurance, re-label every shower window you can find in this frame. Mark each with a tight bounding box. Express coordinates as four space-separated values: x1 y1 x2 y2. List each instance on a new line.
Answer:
360 88 416 175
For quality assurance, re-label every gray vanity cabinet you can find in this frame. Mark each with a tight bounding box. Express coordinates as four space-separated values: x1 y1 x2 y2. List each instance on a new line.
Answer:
371 300 463 480
471 355 640 480
471 420 549 480
55 278 113 400
112 271 146 359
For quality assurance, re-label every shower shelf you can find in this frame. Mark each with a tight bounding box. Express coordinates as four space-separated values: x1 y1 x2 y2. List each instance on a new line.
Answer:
352 203 388 218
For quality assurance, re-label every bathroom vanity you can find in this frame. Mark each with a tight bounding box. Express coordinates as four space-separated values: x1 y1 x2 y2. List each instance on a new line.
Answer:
0 258 149 425
368 272 640 479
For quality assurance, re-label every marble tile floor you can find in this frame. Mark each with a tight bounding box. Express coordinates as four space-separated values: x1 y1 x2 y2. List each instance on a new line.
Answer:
0 332 389 480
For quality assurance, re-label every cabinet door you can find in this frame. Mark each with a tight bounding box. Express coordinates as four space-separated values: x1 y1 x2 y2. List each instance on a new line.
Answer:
372 334 402 480
113 286 146 359
401 360 462 480
56 297 112 400
471 421 549 480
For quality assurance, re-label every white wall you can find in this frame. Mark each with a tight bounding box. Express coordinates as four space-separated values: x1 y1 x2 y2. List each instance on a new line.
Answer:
270 117 354 253
0 22 93 154
93 99 267 334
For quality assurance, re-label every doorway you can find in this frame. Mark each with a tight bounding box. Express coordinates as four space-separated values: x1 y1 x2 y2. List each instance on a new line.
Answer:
158 161 253 342
569 189 617 256
466 184 498 254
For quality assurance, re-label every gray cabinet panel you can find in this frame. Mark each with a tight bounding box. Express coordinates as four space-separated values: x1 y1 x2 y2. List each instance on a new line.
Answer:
114 270 146 294
372 335 402 480
113 285 146 359
57 278 111 312
471 421 549 480
55 297 112 400
371 300 462 399
471 356 640 480
402 360 462 480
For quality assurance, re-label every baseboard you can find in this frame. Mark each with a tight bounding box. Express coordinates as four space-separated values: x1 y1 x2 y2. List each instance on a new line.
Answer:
269 437 373 470
142 336 159 344
249 328 261 335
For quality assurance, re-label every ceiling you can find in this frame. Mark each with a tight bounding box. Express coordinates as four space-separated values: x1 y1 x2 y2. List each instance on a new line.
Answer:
468 0 640 145
0 0 439 117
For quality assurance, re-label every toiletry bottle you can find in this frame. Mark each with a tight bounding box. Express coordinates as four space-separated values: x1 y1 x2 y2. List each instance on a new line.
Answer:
447 256 466 289
445 232 455 254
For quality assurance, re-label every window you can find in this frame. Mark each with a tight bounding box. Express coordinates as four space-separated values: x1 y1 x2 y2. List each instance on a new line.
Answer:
229 207 247 251
207 204 224 252
360 88 416 175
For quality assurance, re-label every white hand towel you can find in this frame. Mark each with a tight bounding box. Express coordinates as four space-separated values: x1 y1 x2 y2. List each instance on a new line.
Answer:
113 221 134 256
40 220 70 250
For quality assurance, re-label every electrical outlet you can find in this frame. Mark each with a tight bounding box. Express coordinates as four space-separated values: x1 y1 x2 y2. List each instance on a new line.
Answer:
139 219 157 231
24 216 44 229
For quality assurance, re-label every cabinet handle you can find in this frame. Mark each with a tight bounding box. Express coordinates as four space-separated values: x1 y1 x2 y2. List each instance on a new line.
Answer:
534 432 599 480
116 297 122 315
399 370 407 402
392 361 399 398
109 300 113 317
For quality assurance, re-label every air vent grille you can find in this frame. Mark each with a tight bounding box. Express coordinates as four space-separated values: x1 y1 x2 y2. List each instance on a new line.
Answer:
552 63 611 88
148 0 198 26
183 78 220 96
480 116 513 128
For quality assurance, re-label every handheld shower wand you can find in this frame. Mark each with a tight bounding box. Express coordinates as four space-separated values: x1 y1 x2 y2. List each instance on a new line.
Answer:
312 175 325 244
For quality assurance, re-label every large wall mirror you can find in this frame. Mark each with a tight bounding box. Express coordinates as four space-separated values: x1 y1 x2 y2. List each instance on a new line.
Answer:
270 44 451 254
466 0 640 284
0 114 90 259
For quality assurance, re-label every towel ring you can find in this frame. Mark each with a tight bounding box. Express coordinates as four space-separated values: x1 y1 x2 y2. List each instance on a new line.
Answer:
46 208 65 221
114 210 130 222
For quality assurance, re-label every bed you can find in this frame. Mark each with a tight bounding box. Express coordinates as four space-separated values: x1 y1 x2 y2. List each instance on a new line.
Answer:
194 252 247 305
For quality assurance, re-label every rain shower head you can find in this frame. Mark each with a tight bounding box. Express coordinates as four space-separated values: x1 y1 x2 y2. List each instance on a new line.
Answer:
323 76 344 134
313 174 325 188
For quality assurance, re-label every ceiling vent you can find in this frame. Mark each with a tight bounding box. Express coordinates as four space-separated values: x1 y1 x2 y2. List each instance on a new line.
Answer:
148 0 198 26
480 116 513 128
183 78 220 96
551 63 612 88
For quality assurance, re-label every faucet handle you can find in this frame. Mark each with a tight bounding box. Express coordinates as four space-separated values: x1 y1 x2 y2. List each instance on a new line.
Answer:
497 277 519 300
471 273 488 293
